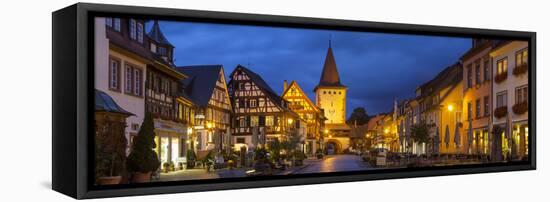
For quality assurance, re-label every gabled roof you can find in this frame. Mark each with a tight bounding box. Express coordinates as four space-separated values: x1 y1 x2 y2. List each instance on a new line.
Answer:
230 65 293 113
282 80 320 112
315 44 345 90
147 20 173 47
95 89 134 116
176 65 224 107
417 63 462 98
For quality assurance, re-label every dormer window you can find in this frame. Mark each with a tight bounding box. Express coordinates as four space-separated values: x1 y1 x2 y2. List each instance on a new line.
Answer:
129 19 144 44
158 47 167 56
105 17 120 32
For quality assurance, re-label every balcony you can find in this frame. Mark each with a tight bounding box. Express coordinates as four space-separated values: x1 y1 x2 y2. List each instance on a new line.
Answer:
493 106 508 119
513 64 528 76
512 102 528 114
494 72 508 84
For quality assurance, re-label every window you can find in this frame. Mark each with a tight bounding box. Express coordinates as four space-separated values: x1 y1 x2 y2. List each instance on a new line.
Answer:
467 102 472 120
137 22 144 43
475 62 481 85
484 96 489 116
497 58 508 75
497 91 508 107
467 64 473 88
259 98 265 107
105 18 121 32
250 99 257 107
266 116 274 126
235 99 239 108
124 63 143 96
133 68 142 96
475 99 481 118
109 58 120 91
251 116 259 127
483 60 490 81
239 117 246 127
129 19 136 40
515 49 528 67
158 47 167 55
516 85 528 104
113 18 120 31
236 138 246 144
105 18 112 27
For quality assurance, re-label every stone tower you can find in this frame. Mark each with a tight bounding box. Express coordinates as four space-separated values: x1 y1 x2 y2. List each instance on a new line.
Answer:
314 43 347 127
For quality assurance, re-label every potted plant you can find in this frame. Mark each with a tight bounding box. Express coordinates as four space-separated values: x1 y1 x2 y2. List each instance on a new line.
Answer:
126 112 160 183
162 162 171 173
186 150 197 169
513 64 528 76
512 102 528 114
95 117 127 185
494 106 508 119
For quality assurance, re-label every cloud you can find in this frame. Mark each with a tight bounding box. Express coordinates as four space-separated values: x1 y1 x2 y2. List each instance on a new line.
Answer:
153 20 471 116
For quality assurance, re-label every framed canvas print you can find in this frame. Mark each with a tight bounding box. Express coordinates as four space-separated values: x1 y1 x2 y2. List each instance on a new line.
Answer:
52 3 536 199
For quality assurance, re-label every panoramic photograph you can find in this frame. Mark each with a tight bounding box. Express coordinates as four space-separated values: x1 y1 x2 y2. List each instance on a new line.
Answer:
93 17 529 185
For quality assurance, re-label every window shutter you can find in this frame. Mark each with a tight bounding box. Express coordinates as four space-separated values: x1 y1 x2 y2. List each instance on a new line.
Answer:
259 116 265 126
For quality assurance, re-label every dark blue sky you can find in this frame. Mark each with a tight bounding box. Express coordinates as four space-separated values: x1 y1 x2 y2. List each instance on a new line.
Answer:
149 21 471 116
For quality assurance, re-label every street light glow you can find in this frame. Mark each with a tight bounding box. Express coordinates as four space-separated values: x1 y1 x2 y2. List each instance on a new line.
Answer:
447 104 454 112
288 118 293 124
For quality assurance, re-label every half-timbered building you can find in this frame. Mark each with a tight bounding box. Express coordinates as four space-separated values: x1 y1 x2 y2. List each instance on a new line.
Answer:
145 21 190 167
281 80 325 156
176 65 232 155
228 65 301 151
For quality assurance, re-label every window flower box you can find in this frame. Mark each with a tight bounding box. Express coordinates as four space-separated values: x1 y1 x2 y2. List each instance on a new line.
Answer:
493 106 508 119
513 64 528 76
512 102 528 114
494 72 508 83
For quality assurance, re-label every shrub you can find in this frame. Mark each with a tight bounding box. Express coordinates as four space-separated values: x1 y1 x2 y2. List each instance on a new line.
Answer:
126 112 160 173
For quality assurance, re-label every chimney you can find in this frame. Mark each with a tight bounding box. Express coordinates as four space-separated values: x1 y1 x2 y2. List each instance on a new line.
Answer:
283 80 288 92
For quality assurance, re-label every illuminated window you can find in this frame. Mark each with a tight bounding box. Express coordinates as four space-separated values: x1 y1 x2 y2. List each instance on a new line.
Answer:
497 58 508 75
515 49 528 67
266 116 274 126
251 116 259 127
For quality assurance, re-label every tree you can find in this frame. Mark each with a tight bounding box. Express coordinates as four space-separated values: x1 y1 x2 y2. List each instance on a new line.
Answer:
346 107 370 126
126 111 160 173
411 122 430 144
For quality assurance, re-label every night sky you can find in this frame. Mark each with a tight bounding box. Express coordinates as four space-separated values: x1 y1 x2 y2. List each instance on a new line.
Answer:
149 20 471 117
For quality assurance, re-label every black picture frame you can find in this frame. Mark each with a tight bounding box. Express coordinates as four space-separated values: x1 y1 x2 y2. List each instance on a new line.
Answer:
52 3 536 199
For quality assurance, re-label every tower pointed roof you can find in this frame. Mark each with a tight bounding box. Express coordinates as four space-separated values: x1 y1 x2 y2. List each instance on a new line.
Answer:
147 20 173 47
316 43 344 90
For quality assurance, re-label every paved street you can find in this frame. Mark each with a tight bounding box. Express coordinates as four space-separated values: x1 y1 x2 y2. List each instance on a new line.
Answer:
155 168 247 182
295 154 374 174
